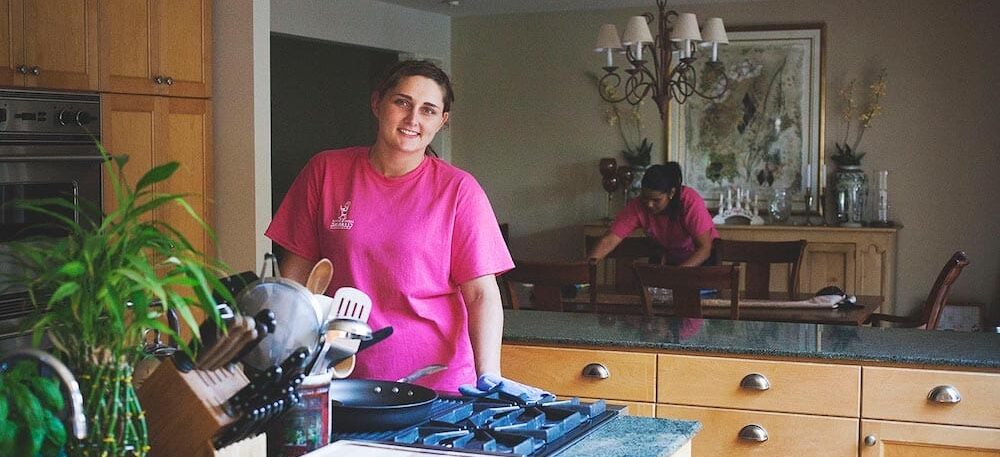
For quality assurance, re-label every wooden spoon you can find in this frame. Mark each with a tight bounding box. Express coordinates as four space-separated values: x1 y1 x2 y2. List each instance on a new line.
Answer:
306 258 333 294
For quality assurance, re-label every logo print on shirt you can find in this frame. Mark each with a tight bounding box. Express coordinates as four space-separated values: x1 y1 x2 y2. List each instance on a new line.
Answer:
329 200 354 230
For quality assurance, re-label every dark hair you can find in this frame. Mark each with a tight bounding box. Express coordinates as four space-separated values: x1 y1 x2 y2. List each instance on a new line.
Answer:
373 59 454 157
641 162 684 220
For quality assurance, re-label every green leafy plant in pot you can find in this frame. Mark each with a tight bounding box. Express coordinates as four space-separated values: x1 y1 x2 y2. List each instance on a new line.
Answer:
1 144 232 456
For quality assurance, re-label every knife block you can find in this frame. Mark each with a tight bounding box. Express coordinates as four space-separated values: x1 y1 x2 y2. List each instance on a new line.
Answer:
138 359 252 457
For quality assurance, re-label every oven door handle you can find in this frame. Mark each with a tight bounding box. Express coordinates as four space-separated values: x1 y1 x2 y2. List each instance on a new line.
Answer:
0 155 108 162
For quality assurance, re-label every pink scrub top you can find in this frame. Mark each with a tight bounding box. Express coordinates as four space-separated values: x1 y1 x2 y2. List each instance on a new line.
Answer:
266 147 513 392
609 186 719 265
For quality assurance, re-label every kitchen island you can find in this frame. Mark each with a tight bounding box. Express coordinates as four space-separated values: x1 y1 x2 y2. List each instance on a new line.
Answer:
501 310 1000 456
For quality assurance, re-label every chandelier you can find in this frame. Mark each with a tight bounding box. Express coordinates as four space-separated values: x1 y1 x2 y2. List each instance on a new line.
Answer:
594 0 731 119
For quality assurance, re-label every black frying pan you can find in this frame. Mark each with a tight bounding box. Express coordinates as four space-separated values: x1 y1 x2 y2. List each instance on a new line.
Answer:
328 378 437 431
328 364 446 431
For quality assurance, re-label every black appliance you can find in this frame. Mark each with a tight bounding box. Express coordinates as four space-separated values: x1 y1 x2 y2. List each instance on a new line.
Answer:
332 395 619 456
0 88 102 352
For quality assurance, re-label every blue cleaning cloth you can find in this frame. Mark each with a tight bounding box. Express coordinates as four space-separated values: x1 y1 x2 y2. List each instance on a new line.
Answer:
458 374 555 405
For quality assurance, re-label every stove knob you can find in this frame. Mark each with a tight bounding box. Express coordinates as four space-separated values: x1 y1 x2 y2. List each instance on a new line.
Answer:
58 110 79 126
76 111 93 125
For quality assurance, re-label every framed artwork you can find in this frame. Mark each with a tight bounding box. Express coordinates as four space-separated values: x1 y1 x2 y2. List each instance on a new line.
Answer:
668 24 825 208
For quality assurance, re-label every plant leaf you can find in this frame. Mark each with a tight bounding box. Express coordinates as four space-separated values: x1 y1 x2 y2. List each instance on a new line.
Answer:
135 161 180 192
57 261 86 278
48 282 81 305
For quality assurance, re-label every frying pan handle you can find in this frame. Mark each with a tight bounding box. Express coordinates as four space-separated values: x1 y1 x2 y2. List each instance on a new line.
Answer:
260 252 281 279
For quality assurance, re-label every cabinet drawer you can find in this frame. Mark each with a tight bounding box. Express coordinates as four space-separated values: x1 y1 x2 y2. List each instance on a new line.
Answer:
863 367 1000 428
501 345 656 402
658 354 860 417
657 404 858 457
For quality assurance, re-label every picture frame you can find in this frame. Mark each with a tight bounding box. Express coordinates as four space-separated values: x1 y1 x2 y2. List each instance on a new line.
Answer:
667 24 825 209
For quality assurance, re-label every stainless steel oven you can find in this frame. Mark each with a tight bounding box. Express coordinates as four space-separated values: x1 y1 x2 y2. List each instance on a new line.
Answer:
0 89 102 351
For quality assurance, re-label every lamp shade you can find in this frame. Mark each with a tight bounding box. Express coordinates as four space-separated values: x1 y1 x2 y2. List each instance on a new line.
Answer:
669 13 702 41
622 16 654 45
700 17 729 44
595 24 623 51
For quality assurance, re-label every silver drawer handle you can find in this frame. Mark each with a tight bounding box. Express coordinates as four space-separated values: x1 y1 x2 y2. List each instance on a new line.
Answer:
165 76 174 85
864 435 877 447
738 424 768 442
153 75 164 84
581 363 610 379
927 385 961 404
739 373 771 391
16 64 28 74
30 66 40 75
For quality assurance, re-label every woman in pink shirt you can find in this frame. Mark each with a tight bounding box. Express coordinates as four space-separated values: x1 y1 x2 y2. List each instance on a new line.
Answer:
266 61 513 392
588 162 718 266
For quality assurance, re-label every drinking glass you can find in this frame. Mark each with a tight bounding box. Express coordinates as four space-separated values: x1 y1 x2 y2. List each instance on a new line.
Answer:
769 187 791 224
602 175 619 221
616 167 634 199
599 157 617 178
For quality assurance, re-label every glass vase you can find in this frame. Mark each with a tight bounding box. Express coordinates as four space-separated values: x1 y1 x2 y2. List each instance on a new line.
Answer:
834 165 868 227
69 351 149 457
768 187 791 224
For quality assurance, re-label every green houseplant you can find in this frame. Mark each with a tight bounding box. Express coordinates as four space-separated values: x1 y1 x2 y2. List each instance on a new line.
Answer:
2 144 231 456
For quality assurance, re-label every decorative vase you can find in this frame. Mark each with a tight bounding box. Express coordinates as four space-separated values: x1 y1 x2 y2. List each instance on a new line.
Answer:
69 351 149 457
628 165 648 199
834 165 868 227
768 186 792 224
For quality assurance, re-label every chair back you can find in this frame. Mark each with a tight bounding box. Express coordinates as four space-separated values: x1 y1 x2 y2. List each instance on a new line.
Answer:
633 263 741 319
713 239 806 299
502 259 597 312
586 235 664 292
923 251 970 330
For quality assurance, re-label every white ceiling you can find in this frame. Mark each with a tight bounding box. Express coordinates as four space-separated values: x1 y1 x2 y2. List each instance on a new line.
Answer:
376 0 751 17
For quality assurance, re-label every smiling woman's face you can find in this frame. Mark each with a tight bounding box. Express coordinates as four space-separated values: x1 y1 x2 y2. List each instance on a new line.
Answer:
372 75 449 155
639 188 675 214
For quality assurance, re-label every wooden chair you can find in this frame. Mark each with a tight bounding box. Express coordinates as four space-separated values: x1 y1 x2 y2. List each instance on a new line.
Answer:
502 259 597 312
713 239 807 299
585 235 664 293
633 263 741 319
866 251 969 329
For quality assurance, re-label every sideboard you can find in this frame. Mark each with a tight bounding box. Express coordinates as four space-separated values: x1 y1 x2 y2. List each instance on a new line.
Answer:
583 222 899 313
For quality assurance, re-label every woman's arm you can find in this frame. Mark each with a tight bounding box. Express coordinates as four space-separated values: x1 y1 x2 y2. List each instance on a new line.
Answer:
460 274 504 377
277 250 316 287
679 231 714 267
587 232 624 260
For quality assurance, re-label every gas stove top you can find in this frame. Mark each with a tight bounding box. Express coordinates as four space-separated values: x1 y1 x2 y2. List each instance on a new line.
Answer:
332 396 619 456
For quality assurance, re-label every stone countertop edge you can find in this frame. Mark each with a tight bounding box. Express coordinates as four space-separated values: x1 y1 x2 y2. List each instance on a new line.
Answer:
501 310 1000 370
553 416 700 457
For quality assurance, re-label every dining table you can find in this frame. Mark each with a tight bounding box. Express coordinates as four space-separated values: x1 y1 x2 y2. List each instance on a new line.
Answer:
559 289 883 326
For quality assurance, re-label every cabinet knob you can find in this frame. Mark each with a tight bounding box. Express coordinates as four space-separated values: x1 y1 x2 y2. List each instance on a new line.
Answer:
864 435 877 446
165 76 174 86
737 424 768 442
739 373 771 391
153 75 164 84
927 385 961 404
581 363 610 379
30 66 40 76
16 65 28 74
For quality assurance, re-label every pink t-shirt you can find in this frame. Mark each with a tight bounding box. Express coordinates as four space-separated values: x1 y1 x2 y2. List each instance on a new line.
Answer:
609 186 719 265
265 147 513 392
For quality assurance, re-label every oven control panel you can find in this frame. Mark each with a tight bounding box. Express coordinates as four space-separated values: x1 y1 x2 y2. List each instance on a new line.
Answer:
0 89 100 139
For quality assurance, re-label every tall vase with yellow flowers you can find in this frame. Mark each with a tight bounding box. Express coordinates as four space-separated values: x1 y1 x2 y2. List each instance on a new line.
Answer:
832 68 887 226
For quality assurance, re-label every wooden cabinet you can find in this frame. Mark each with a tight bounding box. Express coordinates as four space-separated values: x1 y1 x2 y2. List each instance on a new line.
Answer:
0 0 98 90
860 367 1000 455
101 93 213 256
99 0 211 98
502 344 1000 455
583 222 899 313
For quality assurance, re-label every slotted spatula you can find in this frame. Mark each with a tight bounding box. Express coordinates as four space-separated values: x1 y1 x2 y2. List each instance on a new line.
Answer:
331 287 372 323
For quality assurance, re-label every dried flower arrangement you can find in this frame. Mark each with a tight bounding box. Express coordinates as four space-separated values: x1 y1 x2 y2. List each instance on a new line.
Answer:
832 68 887 166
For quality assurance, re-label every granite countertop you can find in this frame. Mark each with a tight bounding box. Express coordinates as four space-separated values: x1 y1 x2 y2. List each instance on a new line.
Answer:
503 310 1000 369
555 416 699 457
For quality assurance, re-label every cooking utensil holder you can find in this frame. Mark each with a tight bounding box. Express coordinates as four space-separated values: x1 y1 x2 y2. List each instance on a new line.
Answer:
138 359 256 457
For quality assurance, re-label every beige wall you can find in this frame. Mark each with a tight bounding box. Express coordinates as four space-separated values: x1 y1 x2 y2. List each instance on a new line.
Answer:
451 0 1000 319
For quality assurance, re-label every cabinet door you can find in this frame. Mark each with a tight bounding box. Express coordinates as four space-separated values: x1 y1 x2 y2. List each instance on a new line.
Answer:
153 0 210 97
860 420 1000 456
99 0 156 95
158 97 211 256
21 0 97 90
101 93 156 215
0 0 25 86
